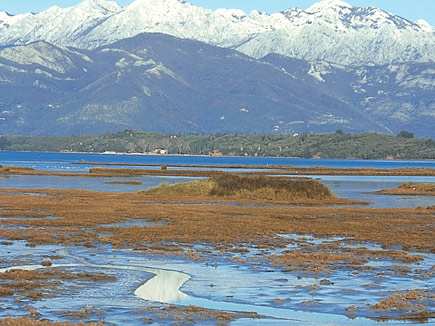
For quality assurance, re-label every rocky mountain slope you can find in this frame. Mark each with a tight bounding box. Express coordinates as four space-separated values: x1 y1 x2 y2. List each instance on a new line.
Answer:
0 33 433 137
0 0 434 66
262 55 435 136
0 0 433 137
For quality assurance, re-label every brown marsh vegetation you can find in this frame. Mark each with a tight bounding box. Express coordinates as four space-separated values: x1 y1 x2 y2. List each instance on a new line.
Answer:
135 305 239 324
1 164 435 178
372 289 435 321
0 167 434 323
144 173 348 203
0 269 115 301
377 183 435 196
0 318 104 326
104 180 143 185
0 185 433 260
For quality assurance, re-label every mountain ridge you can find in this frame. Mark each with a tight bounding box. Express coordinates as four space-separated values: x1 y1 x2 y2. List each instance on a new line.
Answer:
0 32 433 137
0 1 433 137
0 0 434 65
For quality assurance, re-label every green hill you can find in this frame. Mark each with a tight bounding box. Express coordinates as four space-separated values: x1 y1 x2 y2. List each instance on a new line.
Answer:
1 130 434 160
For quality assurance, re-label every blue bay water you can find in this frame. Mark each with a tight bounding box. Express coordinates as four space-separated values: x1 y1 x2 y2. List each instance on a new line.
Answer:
0 151 434 172
0 151 434 207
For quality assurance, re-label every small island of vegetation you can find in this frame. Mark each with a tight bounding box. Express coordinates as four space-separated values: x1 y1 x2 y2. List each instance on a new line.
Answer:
377 183 435 196
144 173 345 204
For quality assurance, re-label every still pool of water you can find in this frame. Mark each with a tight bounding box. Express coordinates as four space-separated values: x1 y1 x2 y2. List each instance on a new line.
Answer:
1 241 433 325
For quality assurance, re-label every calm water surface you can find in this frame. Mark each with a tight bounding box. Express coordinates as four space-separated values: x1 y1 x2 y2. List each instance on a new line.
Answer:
0 151 434 171
0 174 200 193
312 175 435 208
0 152 434 207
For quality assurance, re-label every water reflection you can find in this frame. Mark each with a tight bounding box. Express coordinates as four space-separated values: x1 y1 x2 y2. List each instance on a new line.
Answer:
135 269 189 303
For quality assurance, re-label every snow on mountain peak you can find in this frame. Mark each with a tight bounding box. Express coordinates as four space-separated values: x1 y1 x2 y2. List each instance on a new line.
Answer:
215 9 247 22
0 0 433 66
124 0 211 19
415 19 433 32
0 11 31 27
75 0 121 14
128 0 189 10
306 0 352 13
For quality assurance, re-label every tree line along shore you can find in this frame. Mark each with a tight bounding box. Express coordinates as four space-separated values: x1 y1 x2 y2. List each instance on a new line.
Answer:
0 130 434 160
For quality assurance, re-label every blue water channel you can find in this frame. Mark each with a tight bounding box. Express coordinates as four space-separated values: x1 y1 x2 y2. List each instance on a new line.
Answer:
0 151 434 207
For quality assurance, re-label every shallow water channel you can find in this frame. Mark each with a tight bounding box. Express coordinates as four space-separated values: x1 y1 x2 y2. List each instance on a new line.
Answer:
1 238 433 325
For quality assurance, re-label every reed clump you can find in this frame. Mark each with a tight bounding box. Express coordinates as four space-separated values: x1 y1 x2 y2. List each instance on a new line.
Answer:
209 174 335 200
145 179 214 196
146 173 336 201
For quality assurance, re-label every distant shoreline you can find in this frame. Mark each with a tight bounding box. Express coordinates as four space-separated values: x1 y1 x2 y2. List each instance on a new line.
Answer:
1 149 435 162
1 131 433 160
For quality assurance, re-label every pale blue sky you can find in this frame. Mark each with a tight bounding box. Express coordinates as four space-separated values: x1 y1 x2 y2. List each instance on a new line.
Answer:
1 0 434 26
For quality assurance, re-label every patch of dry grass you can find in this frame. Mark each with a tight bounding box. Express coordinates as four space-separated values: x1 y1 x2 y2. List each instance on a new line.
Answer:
136 305 237 323
0 188 433 260
372 289 435 320
144 173 362 204
378 183 435 196
0 269 116 300
2 164 434 178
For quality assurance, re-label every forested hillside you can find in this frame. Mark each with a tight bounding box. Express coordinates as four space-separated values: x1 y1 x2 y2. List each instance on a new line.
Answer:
1 131 434 160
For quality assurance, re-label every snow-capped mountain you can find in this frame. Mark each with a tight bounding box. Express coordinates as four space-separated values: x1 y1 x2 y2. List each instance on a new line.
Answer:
0 0 434 65
0 11 30 28
0 0 121 46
